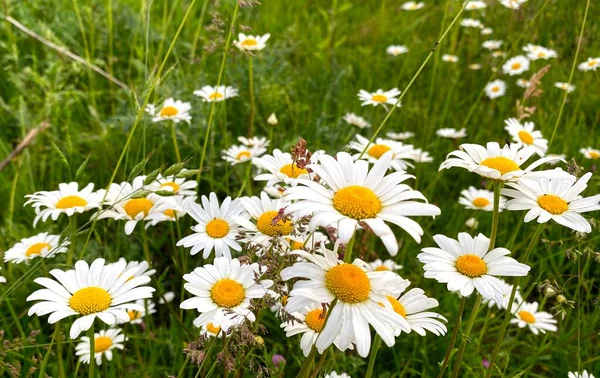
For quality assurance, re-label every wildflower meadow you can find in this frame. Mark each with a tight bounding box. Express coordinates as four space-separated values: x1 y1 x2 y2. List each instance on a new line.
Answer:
1 0 600 377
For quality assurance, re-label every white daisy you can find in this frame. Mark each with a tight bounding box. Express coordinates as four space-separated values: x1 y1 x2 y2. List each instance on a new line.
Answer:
504 118 548 156
343 112 370 129
436 127 466 139
263 185 286 199
25 182 102 227
75 328 126 365
349 134 415 172
288 231 330 252
580 147 600 160
442 54 459 63
5 232 69 264
469 63 482 70
491 51 507 59
460 18 483 29
465 217 479 229
147 174 197 197
417 233 530 302
401 1 424 10
577 57 600 72
386 131 414 140
465 1 486 10
180 257 273 331
483 279 522 310
285 151 440 255
482 40 503 51
151 98 192 123
502 55 530 76
197 322 224 338
410 148 434 163
459 187 506 212
569 371 596 378
193 85 238 102
554 82 576 93
522 44 557 61
253 148 315 187
516 78 531 88
237 136 270 150
111 258 156 280
501 171 600 233
510 301 557 335
27 258 155 338
357 88 401 107
485 80 507 99
381 286 447 336
234 33 270 51
281 246 411 357
386 45 409 56
117 299 156 324
481 27 493 35
222 144 266 165
325 372 351 378
439 142 560 182
369 259 403 272
500 0 527 9
177 193 246 259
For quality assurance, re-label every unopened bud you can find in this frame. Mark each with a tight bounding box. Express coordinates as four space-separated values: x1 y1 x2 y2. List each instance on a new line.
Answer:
465 218 479 229
267 113 278 125
556 294 567 303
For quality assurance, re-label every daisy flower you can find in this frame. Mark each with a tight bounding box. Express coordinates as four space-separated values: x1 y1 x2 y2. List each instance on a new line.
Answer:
75 328 126 365
325 372 351 378
554 82 576 93
440 142 559 182
502 55 530 76
117 299 156 324
485 80 507 99
147 174 197 197
180 257 273 331
381 286 447 336
483 279 522 310
442 54 459 63
151 98 192 123
417 233 530 302
285 151 440 255
281 246 411 357
342 112 370 129
253 149 314 186
145 195 195 227
237 136 270 150
222 144 266 165
25 182 102 227
523 44 557 60
516 78 531 88
481 27 493 35
465 217 479 229
465 0 486 10
500 0 527 9
482 40 503 51
460 18 483 29
469 63 482 70
491 51 507 59
263 185 286 198
5 232 69 264
112 258 156 280
577 57 600 72
569 371 596 378
288 231 330 251
177 193 246 259
386 131 414 140
401 1 424 10
580 147 600 160
193 85 238 102
27 258 155 338
410 148 434 163
349 134 415 172
196 321 225 338
501 171 600 233
358 88 401 107
234 33 270 51
459 187 506 212
436 127 466 139
369 259 403 272
504 118 548 156
386 45 409 56
510 301 557 335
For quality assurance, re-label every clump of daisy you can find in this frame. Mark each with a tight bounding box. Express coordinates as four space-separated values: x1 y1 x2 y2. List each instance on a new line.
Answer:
522 44 557 61
436 127 466 139
369 259 403 272
500 0 527 9
580 147 600 160
577 57 600 72
504 118 548 156
222 144 266 165
117 299 156 325
5 232 68 264
482 40 503 51
150 98 192 123
401 1 424 10
234 33 270 51
193 85 238 102
348 134 416 172
342 112 370 129
459 187 506 212
386 45 408 56
510 301 557 335
357 88 401 108
75 328 126 365
238 136 270 150
554 82 575 93
485 80 507 99
442 54 459 63
460 18 483 29
502 55 530 76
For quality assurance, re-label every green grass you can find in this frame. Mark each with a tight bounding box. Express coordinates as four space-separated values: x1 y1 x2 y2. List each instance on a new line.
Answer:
1 0 600 377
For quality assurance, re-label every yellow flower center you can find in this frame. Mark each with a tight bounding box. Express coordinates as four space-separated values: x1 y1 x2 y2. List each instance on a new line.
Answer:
236 151 252 161
281 295 289 307
325 264 370 303
127 309 142 320
160 182 180 192
159 106 179 117
56 195 88 209
480 157 520 175
472 197 490 208
386 296 407 318
374 265 389 271
491 86 500 93
209 92 224 100
69 287 112 315
367 144 392 159
25 243 51 257
518 310 536 324
537 194 568 215
588 151 600 159
123 198 154 219
205 218 230 238
206 323 221 334
518 130 534 145
588 61 597 67
210 279 245 308
256 211 292 237
537 52 546 58
163 209 177 218
511 62 522 70
305 309 326 332
371 94 388 103
241 39 258 47
94 336 113 353
290 240 304 250
455 254 487 278
332 186 382 220
279 163 309 179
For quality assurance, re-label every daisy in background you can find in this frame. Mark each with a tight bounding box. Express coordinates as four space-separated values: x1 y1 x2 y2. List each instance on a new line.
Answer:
147 173 197 197
343 112 370 129
465 0 486 10
237 136 270 150
111 258 156 280
263 185 286 198
180 257 273 331
523 44 557 60
504 118 548 156
25 182 102 227
234 33 270 51
483 279 522 310
501 171 600 233
491 51 507 59
442 54 459 63
75 328 126 365
197 321 225 338
369 259 403 272
481 28 493 35
27 258 155 338
253 148 316 187
285 151 440 256
325 372 351 378
459 187 506 212
569 371 596 378
358 88 402 107
439 142 560 182
349 134 416 172
580 147 600 160
500 0 527 9
193 85 238 102
485 80 507 99
401 1 424 10
386 45 409 56
554 82 576 93
482 40 503 51
437 127 466 139
145 195 195 227
150 98 192 124
177 193 246 259
281 245 411 357
516 78 531 88
511 301 557 335
418 233 530 302
468 64 482 70
222 144 266 165
5 232 69 264
117 299 156 325
460 18 483 29
410 148 434 163
577 57 600 72
502 55 530 76
386 131 414 140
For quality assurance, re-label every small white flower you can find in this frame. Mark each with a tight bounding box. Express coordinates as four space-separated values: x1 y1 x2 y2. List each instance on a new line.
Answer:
386 131 414 140
193 85 238 102
151 98 192 123
222 145 266 165
348 134 416 172
5 232 69 264
237 136 270 149
485 80 507 99
75 328 126 365
459 187 506 212
460 18 483 29
465 217 479 229
357 88 402 107
482 40 503 51
577 57 600 71
401 1 424 10
436 127 466 139
234 33 270 51
500 0 527 10
267 113 278 125
409 148 434 163
369 259 403 272
386 45 409 56
554 82 575 93
580 147 600 160
502 55 530 76
504 118 548 156
516 78 531 88
522 44 557 61
510 301 557 335
568 371 596 378
253 149 316 187
481 27 493 35
465 1 486 10
468 63 482 70
442 54 459 63
343 112 370 129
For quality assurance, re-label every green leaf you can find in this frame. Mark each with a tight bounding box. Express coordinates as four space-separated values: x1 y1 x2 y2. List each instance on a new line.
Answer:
144 168 162 185
75 154 91 179
163 162 186 177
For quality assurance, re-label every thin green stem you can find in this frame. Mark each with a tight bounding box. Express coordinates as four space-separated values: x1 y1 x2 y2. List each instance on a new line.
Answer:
37 323 57 378
89 323 96 378
437 296 466 378
248 56 256 137
170 122 181 162
343 233 356 263
450 294 483 378
365 335 382 378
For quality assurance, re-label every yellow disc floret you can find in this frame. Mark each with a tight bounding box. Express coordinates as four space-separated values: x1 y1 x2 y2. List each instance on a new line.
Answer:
123 198 154 219
56 195 88 209
472 197 491 208
160 182 180 192
480 157 520 175
241 39 258 47
333 186 382 220
305 309 326 332
371 94 388 103
94 336 113 353
210 279 245 308
279 163 308 179
325 264 370 303
386 296 407 318
209 92 224 100
518 130 534 145
518 310 536 324
455 254 487 278
367 144 392 159
205 219 230 238
256 211 292 237
206 323 221 334
537 194 568 215
69 287 112 315
159 106 179 117
236 151 252 161
25 243 51 257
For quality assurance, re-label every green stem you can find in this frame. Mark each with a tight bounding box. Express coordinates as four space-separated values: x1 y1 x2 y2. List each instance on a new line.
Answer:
365 335 382 378
450 294 483 378
343 233 356 263
484 223 544 378
248 56 255 137
89 323 96 378
56 322 65 378
170 121 181 162
437 296 466 378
